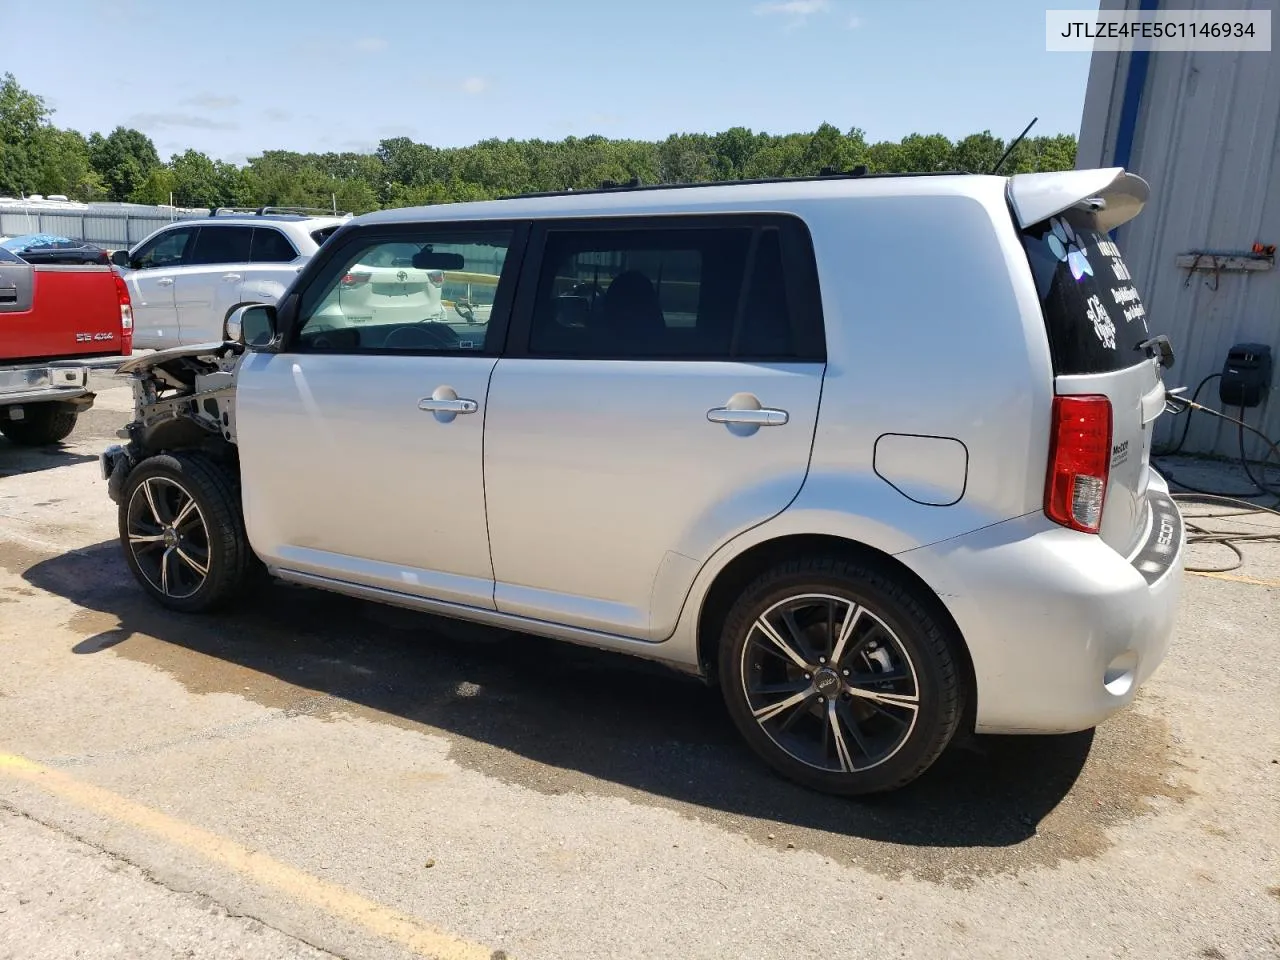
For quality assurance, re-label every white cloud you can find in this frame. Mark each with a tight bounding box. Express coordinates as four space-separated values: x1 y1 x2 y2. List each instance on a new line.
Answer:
262 107 292 122
181 93 240 110
128 112 239 131
355 37 388 53
461 76 488 95
754 0 829 17
847 14 862 28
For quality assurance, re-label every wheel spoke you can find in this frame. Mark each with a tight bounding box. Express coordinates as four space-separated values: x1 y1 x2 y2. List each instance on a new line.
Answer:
845 685 919 710
128 532 166 544
846 667 909 685
752 616 811 670
175 546 208 578
835 699 873 757
827 700 857 773
829 601 864 666
142 480 166 526
159 546 173 595
172 496 198 529
751 687 814 723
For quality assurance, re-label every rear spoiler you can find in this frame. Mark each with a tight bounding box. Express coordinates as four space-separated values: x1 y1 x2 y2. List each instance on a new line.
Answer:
1007 167 1149 233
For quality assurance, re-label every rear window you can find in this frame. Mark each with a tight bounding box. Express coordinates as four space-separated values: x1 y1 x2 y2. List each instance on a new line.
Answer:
0 246 23 264
1021 211 1152 375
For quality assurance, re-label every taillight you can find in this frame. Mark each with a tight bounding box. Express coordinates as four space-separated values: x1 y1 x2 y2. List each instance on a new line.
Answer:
112 271 133 331
341 271 371 288
1045 395 1112 534
427 270 444 286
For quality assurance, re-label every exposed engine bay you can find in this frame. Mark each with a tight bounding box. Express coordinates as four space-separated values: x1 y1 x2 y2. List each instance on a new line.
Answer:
101 341 243 503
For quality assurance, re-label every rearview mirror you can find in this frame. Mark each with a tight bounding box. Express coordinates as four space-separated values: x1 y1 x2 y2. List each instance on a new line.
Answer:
411 250 465 270
110 249 131 269
226 303 278 349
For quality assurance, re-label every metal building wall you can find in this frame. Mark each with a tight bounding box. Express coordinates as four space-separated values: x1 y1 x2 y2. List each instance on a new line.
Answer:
1077 0 1280 459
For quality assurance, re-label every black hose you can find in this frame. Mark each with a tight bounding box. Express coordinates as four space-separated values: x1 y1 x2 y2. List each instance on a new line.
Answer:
1152 398 1280 573
1155 372 1219 456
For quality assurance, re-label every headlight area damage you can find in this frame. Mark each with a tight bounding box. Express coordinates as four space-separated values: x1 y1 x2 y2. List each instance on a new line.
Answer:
101 342 243 504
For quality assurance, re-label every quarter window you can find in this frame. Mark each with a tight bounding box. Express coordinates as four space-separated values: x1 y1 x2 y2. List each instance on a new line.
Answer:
294 230 513 354
526 222 814 360
250 228 298 263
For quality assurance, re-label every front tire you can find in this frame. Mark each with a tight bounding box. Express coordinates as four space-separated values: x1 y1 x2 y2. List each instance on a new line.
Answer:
719 555 964 796
118 452 254 613
0 404 78 446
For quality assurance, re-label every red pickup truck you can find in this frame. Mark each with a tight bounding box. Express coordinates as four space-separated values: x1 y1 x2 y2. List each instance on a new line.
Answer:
0 244 133 446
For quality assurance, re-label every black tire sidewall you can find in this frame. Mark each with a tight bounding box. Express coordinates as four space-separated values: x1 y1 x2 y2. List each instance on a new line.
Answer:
0 404 78 446
117 453 249 613
719 560 961 796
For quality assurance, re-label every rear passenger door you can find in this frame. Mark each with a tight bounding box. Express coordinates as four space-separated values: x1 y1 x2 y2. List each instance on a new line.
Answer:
177 225 253 343
483 216 827 641
240 226 303 311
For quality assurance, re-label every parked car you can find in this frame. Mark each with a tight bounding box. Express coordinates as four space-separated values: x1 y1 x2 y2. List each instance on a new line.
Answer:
1 242 132 445
1 233 110 265
111 209 349 350
100 167 1185 796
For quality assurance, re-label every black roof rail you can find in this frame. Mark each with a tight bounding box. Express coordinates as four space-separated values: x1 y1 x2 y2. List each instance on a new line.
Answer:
503 168 968 201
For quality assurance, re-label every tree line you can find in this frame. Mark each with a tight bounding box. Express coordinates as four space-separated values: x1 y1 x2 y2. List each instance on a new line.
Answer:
1 73 1077 214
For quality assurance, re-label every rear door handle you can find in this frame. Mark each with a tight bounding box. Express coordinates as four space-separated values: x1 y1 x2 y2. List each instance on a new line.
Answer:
707 407 789 426
222 273 242 282
418 398 478 414
155 277 174 287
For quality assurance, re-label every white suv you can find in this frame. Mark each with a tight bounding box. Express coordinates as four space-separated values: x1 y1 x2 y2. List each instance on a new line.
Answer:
112 209 349 349
101 168 1185 796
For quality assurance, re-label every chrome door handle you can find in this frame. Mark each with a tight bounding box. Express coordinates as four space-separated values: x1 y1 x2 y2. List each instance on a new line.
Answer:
155 278 174 287
418 398 478 414
222 273 242 282
707 407 788 426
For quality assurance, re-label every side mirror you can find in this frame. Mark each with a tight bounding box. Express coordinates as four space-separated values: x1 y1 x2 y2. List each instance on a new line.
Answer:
226 303 278 348
110 249 132 269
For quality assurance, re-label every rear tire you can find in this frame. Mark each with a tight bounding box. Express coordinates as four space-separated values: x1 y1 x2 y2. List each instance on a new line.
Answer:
719 555 964 795
0 404 78 446
118 452 255 613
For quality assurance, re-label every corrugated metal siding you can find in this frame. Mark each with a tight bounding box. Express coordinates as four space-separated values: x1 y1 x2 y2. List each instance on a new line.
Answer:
0 205 206 251
1078 0 1280 459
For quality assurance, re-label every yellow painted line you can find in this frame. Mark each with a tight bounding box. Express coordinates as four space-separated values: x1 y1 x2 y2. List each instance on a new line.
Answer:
1187 570 1280 587
0 752 500 960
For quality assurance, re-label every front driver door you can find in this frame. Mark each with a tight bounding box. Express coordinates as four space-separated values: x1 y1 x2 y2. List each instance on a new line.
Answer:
235 222 526 609
125 226 198 348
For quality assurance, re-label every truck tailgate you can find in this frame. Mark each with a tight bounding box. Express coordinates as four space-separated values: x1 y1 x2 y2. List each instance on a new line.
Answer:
0 263 124 362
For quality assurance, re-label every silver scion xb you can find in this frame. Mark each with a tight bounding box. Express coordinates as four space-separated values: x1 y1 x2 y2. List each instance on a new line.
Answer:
100 167 1184 795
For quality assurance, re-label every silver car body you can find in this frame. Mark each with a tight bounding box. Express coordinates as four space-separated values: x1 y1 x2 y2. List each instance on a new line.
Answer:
143 169 1184 736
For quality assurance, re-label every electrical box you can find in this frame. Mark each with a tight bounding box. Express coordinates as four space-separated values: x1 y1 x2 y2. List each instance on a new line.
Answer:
1219 342 1273 409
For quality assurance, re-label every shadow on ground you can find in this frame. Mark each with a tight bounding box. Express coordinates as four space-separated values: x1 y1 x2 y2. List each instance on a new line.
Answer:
0 440 96 477
18 539 1178 880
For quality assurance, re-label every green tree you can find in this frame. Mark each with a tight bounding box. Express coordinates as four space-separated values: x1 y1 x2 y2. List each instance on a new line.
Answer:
0 72 53 195
168 149 243 208
87 126 160 201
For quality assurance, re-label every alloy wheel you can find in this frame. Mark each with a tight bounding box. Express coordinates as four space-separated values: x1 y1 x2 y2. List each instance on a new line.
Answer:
739 593 920 773
126 476 211 600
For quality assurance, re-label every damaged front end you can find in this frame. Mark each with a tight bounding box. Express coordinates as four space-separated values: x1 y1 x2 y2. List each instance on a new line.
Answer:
101 342 244 504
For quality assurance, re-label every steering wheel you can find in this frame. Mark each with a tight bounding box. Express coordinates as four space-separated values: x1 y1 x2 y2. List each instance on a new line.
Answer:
383 322 460 350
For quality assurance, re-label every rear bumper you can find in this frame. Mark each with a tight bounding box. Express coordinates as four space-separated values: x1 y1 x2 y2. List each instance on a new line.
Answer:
898 471 1184 734
0 362 94 408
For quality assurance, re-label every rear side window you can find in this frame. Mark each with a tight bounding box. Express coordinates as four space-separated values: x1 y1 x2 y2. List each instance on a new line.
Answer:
250 228 298 263
1021 212 1152 375
190 226 253 266
526 220 823 361
311 226 341 246
0 246 23 264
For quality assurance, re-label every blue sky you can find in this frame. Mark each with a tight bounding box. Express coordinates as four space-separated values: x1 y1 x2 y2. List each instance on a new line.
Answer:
10 0 1099 164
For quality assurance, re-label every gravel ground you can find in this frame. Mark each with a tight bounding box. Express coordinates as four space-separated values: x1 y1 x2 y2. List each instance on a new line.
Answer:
0 374 1277 960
